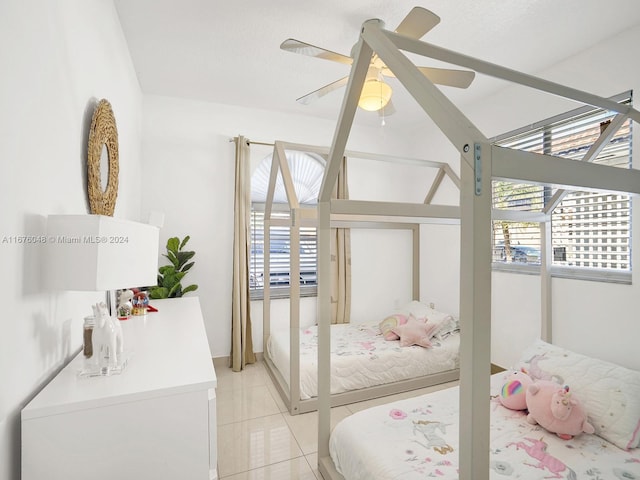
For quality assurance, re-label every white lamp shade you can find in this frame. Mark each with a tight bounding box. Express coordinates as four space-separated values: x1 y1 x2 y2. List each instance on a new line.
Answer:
358 79 392 111
45 215 159 291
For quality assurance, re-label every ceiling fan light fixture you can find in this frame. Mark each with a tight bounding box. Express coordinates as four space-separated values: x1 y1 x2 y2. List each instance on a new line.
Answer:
358 78 392 112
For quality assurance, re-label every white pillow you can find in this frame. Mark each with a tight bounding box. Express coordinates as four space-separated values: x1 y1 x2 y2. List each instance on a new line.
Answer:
398 301 459 339
517 339 640 450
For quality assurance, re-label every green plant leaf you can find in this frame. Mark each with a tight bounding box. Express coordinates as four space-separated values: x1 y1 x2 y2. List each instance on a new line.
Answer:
167 237 180 254
149 286 169 299
160 269 181 289
159 265 177 275
182 261 195 272
166 250 179 268
176 251 195 270
168 283 183 298
182 284 198 295
180 235 190 250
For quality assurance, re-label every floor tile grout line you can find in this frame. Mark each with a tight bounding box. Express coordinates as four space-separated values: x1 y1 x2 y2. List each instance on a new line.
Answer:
303 453 321 480
259 363 318 458
218 454 313 479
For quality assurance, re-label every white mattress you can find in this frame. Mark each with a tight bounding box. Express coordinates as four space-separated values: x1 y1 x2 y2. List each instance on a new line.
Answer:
330 374 640 480
267 323 459 400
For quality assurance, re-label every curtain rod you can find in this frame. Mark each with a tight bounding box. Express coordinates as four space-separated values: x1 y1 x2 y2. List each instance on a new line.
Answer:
229 137 274 147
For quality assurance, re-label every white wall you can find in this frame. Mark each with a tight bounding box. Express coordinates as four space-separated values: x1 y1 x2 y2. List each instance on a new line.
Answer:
0 1 142 478
410 25 640 371
140 95 451 357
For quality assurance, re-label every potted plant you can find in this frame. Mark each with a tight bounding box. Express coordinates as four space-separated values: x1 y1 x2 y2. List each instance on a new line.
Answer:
149 236 198 299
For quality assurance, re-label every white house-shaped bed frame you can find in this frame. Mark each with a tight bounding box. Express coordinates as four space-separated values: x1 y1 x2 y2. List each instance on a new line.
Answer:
313 17 640 480
261 140 462 415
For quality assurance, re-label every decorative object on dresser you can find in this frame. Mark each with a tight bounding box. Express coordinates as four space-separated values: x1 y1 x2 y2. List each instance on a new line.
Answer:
149 235 198 299
87 99 119 216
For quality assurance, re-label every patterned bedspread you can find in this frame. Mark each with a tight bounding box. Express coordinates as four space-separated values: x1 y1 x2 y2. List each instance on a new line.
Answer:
267 323 459 400
330 374 640 479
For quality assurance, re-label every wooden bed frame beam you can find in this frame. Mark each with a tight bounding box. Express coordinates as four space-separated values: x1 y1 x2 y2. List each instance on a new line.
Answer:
492 145 640 195
331 198 460 219
412 224 420 301
424 167 446 204
459 145 493 480
319 37 373 203
491 209 548 223
317 200 332 459
386 31 640 124
276 140 454 169
543 113 629 214
289 222 302 415
264 151 280 222
541 221 553 343
274 141 300 210
361 21 482 167
331 214 460 226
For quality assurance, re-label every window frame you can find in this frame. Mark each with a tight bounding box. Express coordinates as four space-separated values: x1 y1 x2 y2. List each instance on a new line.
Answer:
490 91 633 284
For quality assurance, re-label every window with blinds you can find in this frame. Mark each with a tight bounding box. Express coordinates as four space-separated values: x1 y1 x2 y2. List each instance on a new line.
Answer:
491 92 632 275
249 150 324 299
249 209 318 296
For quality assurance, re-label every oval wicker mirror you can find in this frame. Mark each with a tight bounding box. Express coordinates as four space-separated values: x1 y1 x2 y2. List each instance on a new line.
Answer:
87 99 119 216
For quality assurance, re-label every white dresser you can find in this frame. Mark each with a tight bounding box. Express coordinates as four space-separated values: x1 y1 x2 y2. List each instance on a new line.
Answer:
22 297 218 480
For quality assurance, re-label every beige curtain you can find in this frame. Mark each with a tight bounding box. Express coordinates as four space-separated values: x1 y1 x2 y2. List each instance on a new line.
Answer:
330 157 351 324
230 135 256 371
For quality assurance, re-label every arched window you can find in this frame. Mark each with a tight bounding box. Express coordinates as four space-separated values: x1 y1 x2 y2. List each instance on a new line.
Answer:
249 151 324 298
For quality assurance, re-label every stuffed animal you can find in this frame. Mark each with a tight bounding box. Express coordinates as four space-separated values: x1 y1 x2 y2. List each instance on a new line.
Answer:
499 370 533 411
525 380 595 440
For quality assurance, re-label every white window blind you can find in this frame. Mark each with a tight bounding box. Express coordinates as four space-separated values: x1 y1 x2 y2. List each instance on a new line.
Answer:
249 209 317 296
492 93 632 274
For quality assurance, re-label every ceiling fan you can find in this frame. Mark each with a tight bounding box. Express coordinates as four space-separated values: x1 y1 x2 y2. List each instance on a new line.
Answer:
280 7 475 115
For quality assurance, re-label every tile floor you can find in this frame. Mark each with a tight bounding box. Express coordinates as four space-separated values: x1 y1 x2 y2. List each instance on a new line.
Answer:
213 358 458 480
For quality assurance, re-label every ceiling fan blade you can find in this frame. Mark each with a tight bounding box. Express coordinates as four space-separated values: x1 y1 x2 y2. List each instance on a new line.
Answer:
378 100 396 117
394 7 440 39
296 76 349 105
382 66 475 89
280 39 353 65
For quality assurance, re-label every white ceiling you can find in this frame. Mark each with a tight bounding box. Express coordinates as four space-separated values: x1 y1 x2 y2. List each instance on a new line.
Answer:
114 0 640 131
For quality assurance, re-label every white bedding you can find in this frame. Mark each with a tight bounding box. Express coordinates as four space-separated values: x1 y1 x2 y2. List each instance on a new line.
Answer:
267 323 459 400
330 374 640 480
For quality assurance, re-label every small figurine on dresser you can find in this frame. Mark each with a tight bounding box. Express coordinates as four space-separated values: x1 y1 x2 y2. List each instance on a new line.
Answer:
117 289 134 319
131 291 149 316
80 302 126 377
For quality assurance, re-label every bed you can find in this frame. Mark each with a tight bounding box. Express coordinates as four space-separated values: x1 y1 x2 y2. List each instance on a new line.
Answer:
261 141 462 415
312 11 640 480
329 340 640 480
266 302 460 400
